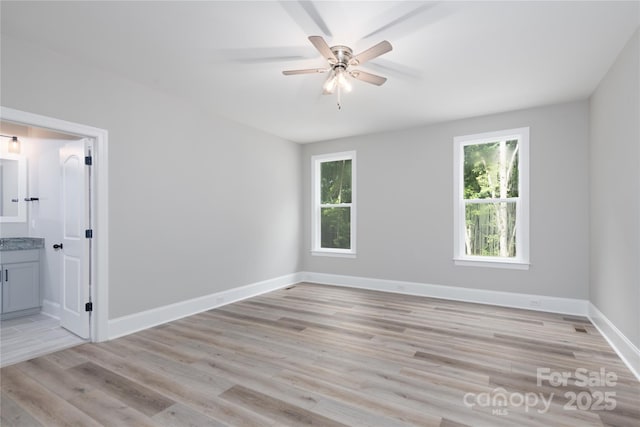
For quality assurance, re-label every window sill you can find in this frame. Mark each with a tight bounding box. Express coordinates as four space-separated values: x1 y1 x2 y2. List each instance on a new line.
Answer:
454 257 530 270
311 250 357 259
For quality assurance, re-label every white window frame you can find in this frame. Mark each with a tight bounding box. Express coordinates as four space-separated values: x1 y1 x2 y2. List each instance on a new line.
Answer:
453 127 530 270
311 151 356 258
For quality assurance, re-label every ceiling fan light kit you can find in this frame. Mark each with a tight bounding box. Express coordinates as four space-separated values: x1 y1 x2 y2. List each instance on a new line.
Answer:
283 36 392 110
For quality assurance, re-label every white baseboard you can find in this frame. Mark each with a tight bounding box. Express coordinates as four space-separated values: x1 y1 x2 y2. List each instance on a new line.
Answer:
107 273 302 340
106 270 639 381
300 272 589 316
41 299 60 319
301 272 640 380
588 303 640 380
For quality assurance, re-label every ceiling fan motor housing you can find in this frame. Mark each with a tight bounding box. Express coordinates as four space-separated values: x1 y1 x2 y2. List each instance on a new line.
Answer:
330 45 354 69
281 36 391 102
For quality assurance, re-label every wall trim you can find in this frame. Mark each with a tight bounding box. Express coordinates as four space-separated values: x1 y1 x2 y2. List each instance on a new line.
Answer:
0 106 109 342
300 272 589 316
107 273 302 340
588 303 640 380
301 272 640 380
41 299 60 319
107 270 639 381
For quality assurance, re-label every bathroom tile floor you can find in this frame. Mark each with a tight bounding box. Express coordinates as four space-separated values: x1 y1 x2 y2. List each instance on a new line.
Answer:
0 313 86 367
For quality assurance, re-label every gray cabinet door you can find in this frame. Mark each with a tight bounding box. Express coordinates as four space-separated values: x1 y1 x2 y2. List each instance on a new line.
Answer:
1 261 40 313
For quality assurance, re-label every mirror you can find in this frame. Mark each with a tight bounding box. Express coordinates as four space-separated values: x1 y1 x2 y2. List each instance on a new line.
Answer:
0 154 27 223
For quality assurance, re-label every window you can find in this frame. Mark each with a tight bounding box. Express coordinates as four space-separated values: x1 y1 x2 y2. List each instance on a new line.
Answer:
453 128 529 269
311 151 356 257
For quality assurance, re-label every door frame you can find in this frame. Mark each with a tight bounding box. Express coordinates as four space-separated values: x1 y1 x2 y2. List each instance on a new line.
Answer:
1 106 109 342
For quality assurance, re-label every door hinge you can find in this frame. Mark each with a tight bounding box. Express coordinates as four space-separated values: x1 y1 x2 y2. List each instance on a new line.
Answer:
85 302 93 312
85 156 92 166
85 229 93 238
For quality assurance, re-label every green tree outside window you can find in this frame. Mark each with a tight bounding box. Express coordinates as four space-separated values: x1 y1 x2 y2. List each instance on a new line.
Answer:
463 140 519 257
320 159 352 249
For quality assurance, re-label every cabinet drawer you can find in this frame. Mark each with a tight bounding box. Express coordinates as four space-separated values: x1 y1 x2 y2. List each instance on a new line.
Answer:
0 249 40 264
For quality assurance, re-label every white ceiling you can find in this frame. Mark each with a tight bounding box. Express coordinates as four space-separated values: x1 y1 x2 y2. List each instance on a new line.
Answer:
1 1 638 143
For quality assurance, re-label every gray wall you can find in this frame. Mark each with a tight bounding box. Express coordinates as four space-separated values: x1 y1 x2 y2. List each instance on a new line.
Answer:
589 29 640 348
302 101 590 299
3 23 635 347
1 35 302 319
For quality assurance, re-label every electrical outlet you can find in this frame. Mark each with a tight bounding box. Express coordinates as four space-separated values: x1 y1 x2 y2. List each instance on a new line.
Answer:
530 299 541 307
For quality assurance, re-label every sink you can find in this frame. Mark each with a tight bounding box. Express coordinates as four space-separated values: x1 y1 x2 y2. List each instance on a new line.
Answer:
0 237 45 251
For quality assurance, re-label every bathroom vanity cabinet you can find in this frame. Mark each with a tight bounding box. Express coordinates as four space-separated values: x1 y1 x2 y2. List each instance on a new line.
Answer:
0 241 43 320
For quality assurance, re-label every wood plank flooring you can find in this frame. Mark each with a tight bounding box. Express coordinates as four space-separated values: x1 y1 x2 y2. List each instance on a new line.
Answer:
0 313 87 368
1 283 638 426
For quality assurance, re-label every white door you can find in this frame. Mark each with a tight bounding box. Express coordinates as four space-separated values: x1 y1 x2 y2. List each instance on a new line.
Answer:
59 140 91 339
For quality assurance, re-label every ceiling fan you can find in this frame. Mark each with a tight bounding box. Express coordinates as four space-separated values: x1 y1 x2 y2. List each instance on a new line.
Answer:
283 36 392 109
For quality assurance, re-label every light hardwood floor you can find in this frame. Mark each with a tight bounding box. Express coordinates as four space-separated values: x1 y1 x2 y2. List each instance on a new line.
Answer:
1 283 638 426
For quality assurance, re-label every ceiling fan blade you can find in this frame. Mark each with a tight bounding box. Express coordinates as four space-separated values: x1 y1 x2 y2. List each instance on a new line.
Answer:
351 40 392 66
350 70 387 86
298 1 332 37
279 1 332 37
365 59 422 80
308 36 337 63
282 68 328 75
362 1 456 41
213 46 316 64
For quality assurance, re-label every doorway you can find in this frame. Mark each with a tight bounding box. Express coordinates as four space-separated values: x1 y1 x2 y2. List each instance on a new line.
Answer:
0 106 109 366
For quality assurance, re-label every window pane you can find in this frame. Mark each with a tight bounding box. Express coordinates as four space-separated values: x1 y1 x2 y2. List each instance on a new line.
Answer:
321 159 352 204
464 140 518 200
321 207 350 249
464 202 517 257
